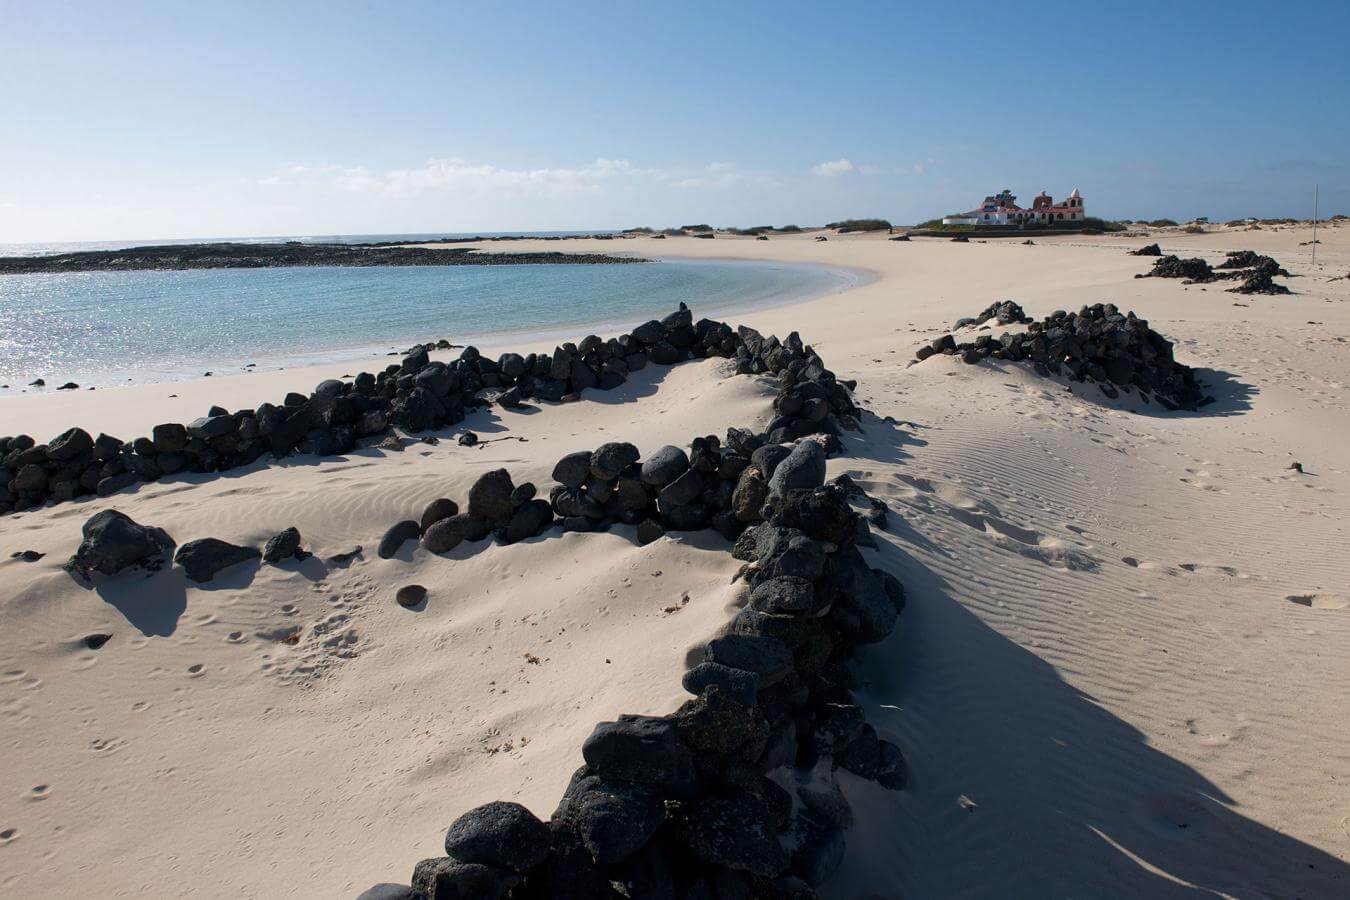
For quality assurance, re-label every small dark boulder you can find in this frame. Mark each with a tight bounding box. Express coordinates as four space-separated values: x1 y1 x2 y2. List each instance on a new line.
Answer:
582 715 697 795
467 469 515 525
500 499 553 544
636 519 665 545
355 884 427 900
749 577 819 615
67 510 175 579
731 467 768 523
767 441 826 498
411 858 517 900
96 471 141 497
566 779 667 865
396 584 428 608
47 427 93 462
378 520 422 559
262 527 303 563
750 444 792 480
590 442 640 481
510 482 536 507
705 634 794 686
658 468 704 507
552 450 593 489
876 740 908 790
640 445 690 487
443 801 551 872
423 514 480 553
175 538 260 583
681 662 758 707
420 498 459 533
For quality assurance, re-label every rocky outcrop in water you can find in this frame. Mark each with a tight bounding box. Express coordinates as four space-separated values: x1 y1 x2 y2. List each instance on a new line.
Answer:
0 242 642 274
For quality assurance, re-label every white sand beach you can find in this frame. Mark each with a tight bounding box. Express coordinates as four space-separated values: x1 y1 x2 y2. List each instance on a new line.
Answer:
2 224 1348 897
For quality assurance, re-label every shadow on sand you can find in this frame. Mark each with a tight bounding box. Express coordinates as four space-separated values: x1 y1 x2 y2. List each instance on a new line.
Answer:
822 421 1346 899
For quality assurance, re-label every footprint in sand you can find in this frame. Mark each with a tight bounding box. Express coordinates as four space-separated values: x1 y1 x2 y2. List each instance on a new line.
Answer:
1287 593 1348 610
186 663 205 677
27 785 50 801
1178 563 1241 577
0 827 17 845
226 631 246 643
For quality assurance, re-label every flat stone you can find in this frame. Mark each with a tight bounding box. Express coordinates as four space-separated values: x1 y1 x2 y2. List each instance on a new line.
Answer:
174 538 259 583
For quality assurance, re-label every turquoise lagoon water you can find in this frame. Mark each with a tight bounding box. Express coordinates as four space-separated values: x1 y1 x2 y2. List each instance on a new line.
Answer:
0 259 855 388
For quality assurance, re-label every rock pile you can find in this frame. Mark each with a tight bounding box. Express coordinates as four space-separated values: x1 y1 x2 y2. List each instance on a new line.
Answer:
1226 264 1293 295
1215 252 1293 294
1128 243 1162 256
363 479 906 900
1 305 858 516
1135 254 1214 281
393 339 860 556
914 303 1213 410
1135 251 1293 294
39 300 899 897
1214 250 1262 270
953 300 1031 329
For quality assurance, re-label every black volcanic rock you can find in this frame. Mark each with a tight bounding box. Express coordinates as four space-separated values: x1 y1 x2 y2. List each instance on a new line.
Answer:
67 510 175 579
175 538 259 583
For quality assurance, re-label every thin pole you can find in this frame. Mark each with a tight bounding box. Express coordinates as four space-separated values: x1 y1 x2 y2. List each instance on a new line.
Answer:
1311 184 1318 267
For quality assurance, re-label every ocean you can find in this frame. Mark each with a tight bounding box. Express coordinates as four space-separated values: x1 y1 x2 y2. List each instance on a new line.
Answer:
0 257 854 388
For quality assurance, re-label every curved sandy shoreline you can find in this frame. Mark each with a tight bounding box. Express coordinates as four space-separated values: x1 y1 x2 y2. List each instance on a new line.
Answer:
0 256 867 438
1 224 1348 897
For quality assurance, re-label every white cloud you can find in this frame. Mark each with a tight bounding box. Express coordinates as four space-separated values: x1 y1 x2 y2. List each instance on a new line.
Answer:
812 158 855 177
671 162 769 190
261 157 662 198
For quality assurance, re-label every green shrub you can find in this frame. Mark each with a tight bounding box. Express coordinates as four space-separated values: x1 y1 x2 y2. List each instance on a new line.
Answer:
1147 218 1178 227
828 218 892 233
1082 217 1127 233
916 222 975 233
1182 223 1206 234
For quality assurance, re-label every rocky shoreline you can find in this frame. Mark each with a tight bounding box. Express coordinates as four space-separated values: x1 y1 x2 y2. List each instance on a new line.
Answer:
0 241 642 274
45 305 907 898
914 301 1213 410
0 305 852 513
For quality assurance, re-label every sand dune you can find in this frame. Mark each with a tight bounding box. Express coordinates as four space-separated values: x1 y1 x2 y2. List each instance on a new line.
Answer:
2 224 1348 896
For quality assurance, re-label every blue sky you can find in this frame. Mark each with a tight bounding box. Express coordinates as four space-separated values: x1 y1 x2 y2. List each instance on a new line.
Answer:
1 0 1346 242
